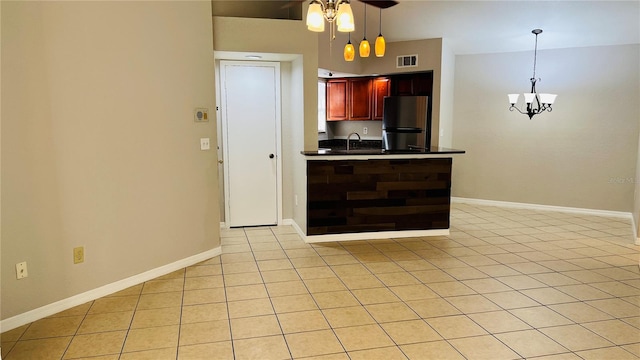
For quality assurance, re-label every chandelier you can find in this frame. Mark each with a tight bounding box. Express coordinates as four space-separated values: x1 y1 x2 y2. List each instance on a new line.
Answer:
508 29 557 119
306 0 355 33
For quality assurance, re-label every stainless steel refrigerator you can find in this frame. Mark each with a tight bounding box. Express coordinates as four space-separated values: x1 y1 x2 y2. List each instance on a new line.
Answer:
382 96 431 151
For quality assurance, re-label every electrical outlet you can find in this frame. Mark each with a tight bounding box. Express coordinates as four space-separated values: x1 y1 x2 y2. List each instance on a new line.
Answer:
73 246 84 264
200 138 210 150
16 262 28 279
363 127 368 135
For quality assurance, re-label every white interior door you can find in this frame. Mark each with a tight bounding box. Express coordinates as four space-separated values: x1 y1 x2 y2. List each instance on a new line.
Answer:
220 61 281 227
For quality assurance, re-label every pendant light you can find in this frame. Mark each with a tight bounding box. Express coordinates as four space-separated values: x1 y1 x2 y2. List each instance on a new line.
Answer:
359 4 370 57
508 29 557 119
375 8 385 57
344 33 355 61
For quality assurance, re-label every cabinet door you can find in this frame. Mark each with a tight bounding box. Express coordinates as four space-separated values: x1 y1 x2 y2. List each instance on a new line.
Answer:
372 77 390 120
391 75 414 96
326 79 348 121
349 78 373 120
412 72 433 96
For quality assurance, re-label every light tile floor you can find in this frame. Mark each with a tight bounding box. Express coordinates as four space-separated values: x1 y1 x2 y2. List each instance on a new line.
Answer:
2 203 639 359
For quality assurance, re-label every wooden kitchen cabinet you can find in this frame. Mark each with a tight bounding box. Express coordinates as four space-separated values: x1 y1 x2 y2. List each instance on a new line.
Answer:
372 77 390 120
390 72 433 96
326 77 385 121
348 78 373 120
326 79 348 121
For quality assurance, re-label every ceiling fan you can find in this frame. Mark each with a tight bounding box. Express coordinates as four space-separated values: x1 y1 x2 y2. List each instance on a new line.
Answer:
282 0 399 10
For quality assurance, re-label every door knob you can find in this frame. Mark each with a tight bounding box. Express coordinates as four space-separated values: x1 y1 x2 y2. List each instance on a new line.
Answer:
269 154 275 159
218 160 223 164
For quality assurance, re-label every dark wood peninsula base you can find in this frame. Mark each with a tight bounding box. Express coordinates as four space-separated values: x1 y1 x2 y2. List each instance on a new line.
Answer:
307 157 454 238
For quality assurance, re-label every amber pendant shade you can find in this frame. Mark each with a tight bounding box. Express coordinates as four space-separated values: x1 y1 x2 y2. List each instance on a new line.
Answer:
359 39 370 57
375 35 385 57
344 36 355 61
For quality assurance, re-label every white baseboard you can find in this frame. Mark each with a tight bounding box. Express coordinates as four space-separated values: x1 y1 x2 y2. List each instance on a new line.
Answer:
453 197 637 243
270 219 450 243
0 246 222 333
452 197 633 219
304 229 450 243
287 219 307 240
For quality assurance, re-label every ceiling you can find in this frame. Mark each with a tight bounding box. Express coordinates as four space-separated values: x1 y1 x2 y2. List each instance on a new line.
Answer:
211 1 639 55
369 0 640 54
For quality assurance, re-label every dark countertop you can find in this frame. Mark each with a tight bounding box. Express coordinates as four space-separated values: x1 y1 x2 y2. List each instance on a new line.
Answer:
302 146 466 156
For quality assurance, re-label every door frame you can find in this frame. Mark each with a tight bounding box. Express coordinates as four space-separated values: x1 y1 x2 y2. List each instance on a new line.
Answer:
217 60 283 227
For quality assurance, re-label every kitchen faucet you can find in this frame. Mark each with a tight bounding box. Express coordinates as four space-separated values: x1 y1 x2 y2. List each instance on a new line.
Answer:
347 132 361 151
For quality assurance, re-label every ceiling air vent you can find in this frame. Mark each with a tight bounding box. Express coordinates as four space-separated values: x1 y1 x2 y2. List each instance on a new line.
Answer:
396 54 418 68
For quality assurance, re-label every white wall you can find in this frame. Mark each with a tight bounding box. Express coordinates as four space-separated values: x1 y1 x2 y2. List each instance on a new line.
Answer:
452 44 640 212
1 1 219 319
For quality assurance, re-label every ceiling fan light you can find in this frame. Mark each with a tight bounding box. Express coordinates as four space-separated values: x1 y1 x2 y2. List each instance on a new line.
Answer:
359 39 370 57
306 2 325 32
375 35 385 57
336 3 355 32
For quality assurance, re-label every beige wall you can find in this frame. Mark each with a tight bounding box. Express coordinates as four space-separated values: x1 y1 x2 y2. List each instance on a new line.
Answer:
212 16 318 151
1 1 219 319
212 16 317 231
634 131 640 242
452 44 640 212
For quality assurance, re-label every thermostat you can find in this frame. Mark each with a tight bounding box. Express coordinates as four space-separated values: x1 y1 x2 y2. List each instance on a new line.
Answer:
194 108 209 122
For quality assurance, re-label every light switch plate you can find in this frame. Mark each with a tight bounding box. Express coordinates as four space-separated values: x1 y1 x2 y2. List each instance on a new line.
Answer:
16 262 28 279
200 138 210 150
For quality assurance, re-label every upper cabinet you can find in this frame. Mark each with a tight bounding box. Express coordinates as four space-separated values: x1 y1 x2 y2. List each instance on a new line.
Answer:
326 72 432 121
389 72 433 96
326 77 388 121
326 79 348 121
349 78 373 121
372 77 390 120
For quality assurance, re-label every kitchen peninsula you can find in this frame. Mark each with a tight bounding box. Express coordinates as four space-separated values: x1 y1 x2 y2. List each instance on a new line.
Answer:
301 147 465 243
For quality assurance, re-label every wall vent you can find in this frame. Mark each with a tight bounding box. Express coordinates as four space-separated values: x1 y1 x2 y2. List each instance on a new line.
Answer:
396 54 418 68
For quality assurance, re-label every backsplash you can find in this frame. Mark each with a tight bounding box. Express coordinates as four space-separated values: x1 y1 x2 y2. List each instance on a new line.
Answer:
319 139 383 150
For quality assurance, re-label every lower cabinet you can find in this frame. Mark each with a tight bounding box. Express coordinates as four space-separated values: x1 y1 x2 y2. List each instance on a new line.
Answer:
307 158 453 235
